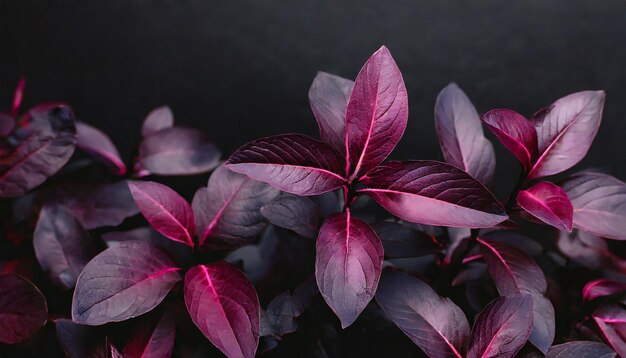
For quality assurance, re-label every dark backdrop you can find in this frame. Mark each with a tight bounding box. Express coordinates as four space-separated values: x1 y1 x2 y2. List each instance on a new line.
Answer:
1 0 626 196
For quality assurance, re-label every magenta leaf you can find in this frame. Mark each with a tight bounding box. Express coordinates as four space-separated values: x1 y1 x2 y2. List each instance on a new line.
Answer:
309 72 354 156
137 127 220 176
0 104 76 197
360 160 507 228
260 194 323 239
33 204 96 289
193 164 280 248
517 181 573 231
55 319 108 358
0 274 48 344
344 46 408 180
128 180 195 247
583 279 626 302
546 341 616 358
481 109 537 172
72 241 181 325
478 238 555 353
76 121 126 175
184 261 260 358
11 78 26 116
467 294 534 358
435 83 495 184
226 134 345 196
123 305 176 358
315 211 383 328
142 106 174 137
528 91 605 180
376 270 470 358
561 172 626 240
593 304 626 356
371 221 438 258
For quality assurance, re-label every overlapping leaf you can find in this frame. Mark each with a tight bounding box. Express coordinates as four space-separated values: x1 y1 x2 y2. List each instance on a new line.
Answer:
0 274 48 344
76 121 126 175
142 106 174 137
122 305 176 358
546 341 616 358
260 194 322 239
481 109 537 172
517 181 573 231
593 304 626 356
371 221 438 258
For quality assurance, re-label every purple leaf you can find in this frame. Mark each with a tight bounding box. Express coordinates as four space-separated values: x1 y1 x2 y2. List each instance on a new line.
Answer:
0 104 76 197
55 319 107 358
184 261 260 358
371 221 438 258
517 181 573 231
33 204 96 289
344 46 408 180
260 194 323 239
0 113 15 136
478 238 555 353
226 134 346 196
557 230 615 271
193 164 280 248
72 241 181 325
128 180 195 247
0 274 48 344
308 72 354 156
315 211 383 328
546 341 616 358
593 304 626 356
360 160 507 228
263 291 304 337
76 121 126 175
123 305 176 358
435 83 495 184
583 279 626 302
561 172 626 240
138 127 220 176
102 227 192 263
481 109 537 172
467 294 534 358
142 106 174 137
376 270 470 358
528 91 605 180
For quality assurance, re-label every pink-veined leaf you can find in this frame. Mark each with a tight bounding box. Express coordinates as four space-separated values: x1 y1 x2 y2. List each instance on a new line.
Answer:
583 279 626 302
360 160 507 228
517 181 573 231
76 121 126 175
546 341 616 358
142 106 174 137
593 304 626 356
375 270 470 358
435 83 495 184
344 46 408 180
184 261 260 358
11 78 26 116
122 304 176 358
128 180 195 247
226 134 345 196
481 109 537 172
0 274 48 344
260 194 323 239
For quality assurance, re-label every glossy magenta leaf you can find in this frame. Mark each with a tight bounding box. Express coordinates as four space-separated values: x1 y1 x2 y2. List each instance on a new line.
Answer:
193 164 280 248
593 304 626 356
344 46 408 180
72 241 181 325
467 294 533 358
227 134 345 195
260 194 322 239
76 121 126 175
0 104 76 197
33 204 96 289
142 106 174 137
546 341 616 358
371 221 438 258
184 261 260 358
583 279 626 302
517 181 573 231
309 72 354 156
529 91 605 180
123 305 176 358
128 180 195 247
376 270 470 358
315 211 383 328
435 83 495 184
360 160 507 228
0 274 48 344
481 109 537 172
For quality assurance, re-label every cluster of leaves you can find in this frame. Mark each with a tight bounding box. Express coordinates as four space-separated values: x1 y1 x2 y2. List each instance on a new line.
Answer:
2 46 626 358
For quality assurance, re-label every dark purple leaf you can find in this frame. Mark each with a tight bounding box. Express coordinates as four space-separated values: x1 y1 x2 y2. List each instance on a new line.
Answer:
308 72 354 156
583 279 626 302
142 106 174 137
137 127 220 176
226 134 346 196
101 227 192 263
76 121 126 175
224 225 280 283
55 319 107 358
376 270 470 358
371 221 438 258
557 230 614 271
435 83 495 184
561 172 626 240
593 304 626 356
467 294 534 358
0 104 76 197
0 113 15 136
360 160 507 228
529 91 605 180
128 180 195 247
517 181 573 231
263 292 303 337
481 109 537 172
184 261 260 358
261 194 322 239
315 211 383 328
72 241 181 325
0 274 48 344
123 305 176 358
344 46 408 180
33 204 96 289
193 164 280 248
546 341 616 358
